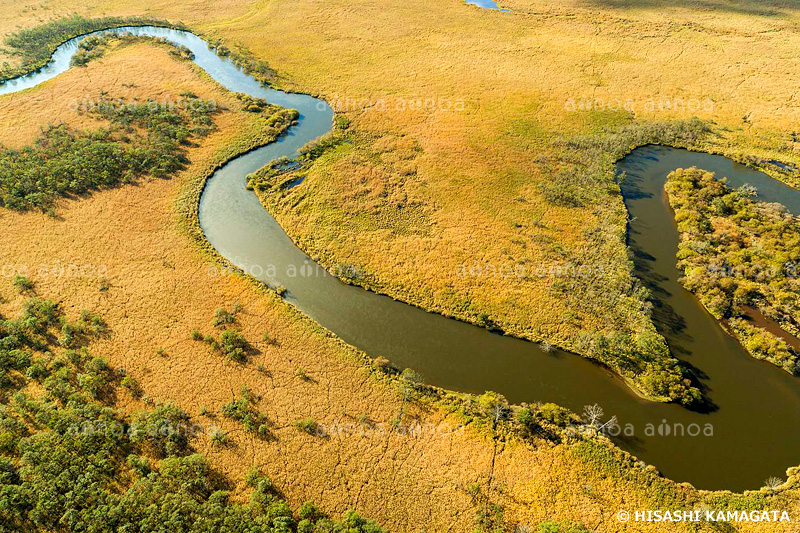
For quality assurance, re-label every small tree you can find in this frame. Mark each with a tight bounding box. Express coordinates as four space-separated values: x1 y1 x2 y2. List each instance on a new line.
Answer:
130 402 192 457
12 274 34 294
582 404 604 428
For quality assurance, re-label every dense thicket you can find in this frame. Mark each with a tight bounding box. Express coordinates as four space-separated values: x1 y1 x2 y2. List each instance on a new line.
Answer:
665 167 800 373
0 279 386 532
0 15 183 82
0 95 217 211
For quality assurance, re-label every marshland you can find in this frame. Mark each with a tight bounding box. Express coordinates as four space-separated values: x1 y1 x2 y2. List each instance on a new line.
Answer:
2 2 800 531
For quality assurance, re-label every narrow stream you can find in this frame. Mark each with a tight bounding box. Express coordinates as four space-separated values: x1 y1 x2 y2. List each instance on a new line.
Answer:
4 27 800 491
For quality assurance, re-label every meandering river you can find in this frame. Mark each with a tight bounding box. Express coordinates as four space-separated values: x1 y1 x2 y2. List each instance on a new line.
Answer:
4 26 800 491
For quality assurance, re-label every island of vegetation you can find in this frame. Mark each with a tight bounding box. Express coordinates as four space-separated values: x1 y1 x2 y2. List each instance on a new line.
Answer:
665 167 800 373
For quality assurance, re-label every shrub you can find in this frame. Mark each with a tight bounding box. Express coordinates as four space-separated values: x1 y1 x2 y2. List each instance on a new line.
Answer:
517 407 534 429
221 387 271 438
212 307 237 328
219 330 250 362
130 402 192 457
121 375 143 398
210 429 229 447
294 417 319 435
11 275 33 294
536 403 575 427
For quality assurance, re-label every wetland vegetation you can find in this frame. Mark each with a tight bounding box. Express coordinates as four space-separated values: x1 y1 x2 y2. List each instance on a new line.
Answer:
0 94 217 211
3 7 800 530
665 167 800 373
0 280 387 532
252 118 715 405
0 15 183 82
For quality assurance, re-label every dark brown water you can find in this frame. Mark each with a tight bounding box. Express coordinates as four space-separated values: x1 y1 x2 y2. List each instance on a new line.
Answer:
6 27 800 491
741 306 800 353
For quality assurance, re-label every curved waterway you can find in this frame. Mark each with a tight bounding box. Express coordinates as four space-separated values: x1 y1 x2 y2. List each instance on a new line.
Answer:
4 26 800 491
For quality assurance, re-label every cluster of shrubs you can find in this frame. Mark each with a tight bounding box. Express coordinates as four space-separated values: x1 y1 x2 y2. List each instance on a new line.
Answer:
0 278 386 531
221 386 272 439
0 93 217 212
192 304 255 363
665 167 800 373
235 92 271 112
0 14 184 82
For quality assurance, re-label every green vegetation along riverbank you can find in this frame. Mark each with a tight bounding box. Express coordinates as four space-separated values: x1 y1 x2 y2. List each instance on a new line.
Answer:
0 15 184 82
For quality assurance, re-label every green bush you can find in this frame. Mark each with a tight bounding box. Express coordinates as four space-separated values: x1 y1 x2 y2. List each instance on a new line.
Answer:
130 401 192 457
219 330 250 362
294 417 319 435
221 387 271 438
10 274 33 294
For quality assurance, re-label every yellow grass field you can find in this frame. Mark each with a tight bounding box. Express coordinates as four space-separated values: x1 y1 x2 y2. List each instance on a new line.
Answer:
2 1 800 530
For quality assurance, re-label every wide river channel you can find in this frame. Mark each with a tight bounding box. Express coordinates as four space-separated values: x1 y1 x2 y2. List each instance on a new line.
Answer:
3 26 800 491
